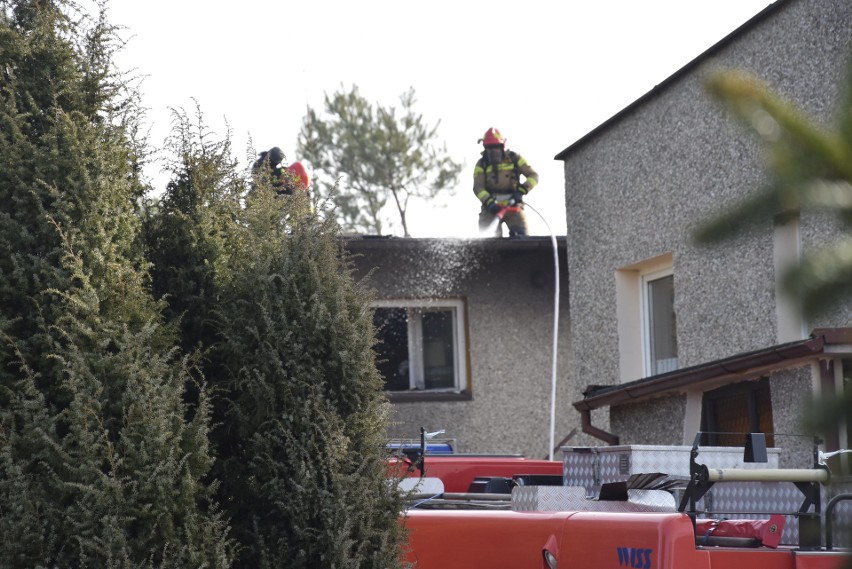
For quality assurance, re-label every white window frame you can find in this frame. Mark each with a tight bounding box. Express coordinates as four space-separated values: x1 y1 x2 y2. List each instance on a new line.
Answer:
640 266 678 376
616 253 677 381
372 298 468 393
773 212 806 342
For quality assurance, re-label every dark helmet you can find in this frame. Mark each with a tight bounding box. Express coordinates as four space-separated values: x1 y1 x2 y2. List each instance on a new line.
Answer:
268 146 285 166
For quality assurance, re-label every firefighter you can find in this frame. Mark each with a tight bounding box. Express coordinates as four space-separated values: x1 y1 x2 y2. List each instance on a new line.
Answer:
473 127 539 237
251 147 311 196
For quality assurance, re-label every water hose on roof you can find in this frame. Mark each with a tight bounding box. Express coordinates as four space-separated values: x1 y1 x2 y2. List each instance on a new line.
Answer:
523 202 560 461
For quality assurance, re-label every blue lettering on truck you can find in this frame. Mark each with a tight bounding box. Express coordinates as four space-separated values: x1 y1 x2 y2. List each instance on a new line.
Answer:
616 547 652 569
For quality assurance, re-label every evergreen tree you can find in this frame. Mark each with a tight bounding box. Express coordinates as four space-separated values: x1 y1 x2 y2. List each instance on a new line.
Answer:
213 197 405 569
0 1 233 565
146 114 406 567
298 85 462 236
143 104 244 356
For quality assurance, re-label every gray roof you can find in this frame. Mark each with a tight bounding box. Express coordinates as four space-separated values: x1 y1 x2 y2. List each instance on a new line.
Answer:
343 235 567 254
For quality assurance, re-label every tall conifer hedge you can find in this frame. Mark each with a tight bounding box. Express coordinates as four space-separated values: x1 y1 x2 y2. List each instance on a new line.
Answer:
0 2 233 565
1 1 406 566
146 112 406 568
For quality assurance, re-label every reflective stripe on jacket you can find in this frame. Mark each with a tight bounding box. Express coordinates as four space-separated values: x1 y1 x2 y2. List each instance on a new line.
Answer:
472 150 539 205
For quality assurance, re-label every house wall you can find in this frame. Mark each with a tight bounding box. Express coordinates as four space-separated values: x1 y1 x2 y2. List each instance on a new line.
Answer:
769 365 815 469
610 394 686 446
349 239 576 458
561 0 852 447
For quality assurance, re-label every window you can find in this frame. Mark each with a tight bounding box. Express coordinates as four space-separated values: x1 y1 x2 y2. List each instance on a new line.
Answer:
700 378 774 447
773 212 806 342
372 299 468 397
641 268 678 375
615 254 678 381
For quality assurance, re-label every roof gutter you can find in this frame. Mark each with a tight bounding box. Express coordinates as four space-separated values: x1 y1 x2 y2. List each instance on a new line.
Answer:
574 329 852 413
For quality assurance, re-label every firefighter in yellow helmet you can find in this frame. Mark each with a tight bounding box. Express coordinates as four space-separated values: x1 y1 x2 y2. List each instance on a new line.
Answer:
473 128 539 237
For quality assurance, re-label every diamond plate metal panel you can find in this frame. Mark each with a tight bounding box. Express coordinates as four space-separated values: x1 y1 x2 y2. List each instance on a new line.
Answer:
559 445 852 547
512 486 588 511
512 487 676 512
695 482 803 544
563 446 780 489
826 481 852 548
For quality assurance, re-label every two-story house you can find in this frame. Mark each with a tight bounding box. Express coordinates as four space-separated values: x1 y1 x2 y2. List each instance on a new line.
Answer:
557 0 852 468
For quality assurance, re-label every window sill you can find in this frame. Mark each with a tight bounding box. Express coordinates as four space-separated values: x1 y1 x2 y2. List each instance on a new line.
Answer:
385 390 472 403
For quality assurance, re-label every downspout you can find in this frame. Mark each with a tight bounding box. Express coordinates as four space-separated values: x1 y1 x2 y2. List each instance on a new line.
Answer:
580 409 620 445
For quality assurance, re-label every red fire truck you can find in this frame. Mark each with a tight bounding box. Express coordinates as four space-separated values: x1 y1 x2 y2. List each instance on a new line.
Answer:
392 432 852 568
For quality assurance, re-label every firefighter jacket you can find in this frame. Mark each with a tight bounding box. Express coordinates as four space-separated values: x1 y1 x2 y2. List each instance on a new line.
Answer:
473 149 539 206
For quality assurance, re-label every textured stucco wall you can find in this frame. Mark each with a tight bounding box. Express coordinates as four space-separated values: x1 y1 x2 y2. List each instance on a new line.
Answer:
610 394 687 446
560 0 851 447
348 238 575 458
800 209 852 327
769 365 815 469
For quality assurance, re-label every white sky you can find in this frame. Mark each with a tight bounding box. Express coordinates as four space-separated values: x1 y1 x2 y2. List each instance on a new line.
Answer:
105 0 772 237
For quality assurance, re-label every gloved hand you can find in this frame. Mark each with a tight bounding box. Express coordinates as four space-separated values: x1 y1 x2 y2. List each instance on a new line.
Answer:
486 200 502 214
510 190 524 205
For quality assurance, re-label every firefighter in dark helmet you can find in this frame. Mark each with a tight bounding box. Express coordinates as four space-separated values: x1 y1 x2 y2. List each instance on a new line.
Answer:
473 128 538 237
251 147 311 196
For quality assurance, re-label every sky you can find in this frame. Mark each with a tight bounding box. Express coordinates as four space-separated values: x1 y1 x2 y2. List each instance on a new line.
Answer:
103 0 774 238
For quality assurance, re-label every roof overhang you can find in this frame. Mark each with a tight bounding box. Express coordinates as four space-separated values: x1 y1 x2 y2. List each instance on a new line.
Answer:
343 235 567 254
574 328 852 412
